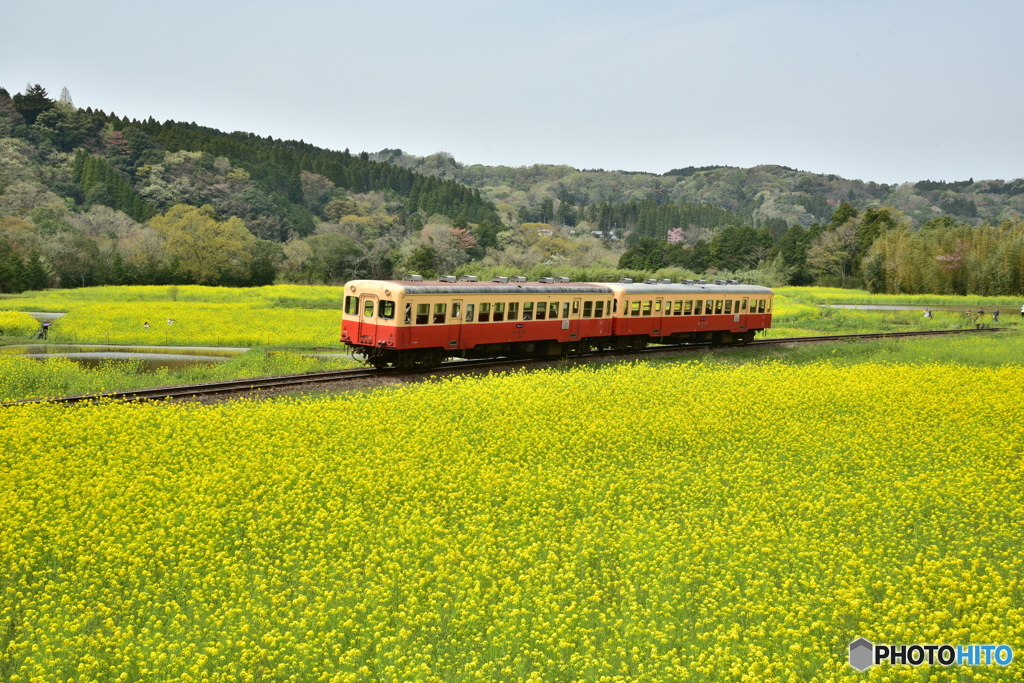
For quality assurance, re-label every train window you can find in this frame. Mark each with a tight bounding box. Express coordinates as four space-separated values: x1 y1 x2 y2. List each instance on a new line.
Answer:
583 301 593 318
433 303 447 324
673 301 682 315
724 300 732 315
654 300 662 313
451 302 461 320
692 300 701 315
466 303 475 322
494 303 505 322
416 304 429 325
705 299 714 314
345 296 359 315
741 299 747 312
758 299 765 313
536 302 546 320
572 300 580 315
405 302 412 324
623 300 630 314
684 300 693 315
630 301 640 316
734 300 740 313
363 300 375 317
479 303 491 322
380 300 395 319
607 300 613 316
595 301 604 318
563 302 571 318
613 299 618 314
549 301 559 319
523 302 533 320
714 300 723 315
508 302 519 320
767 299 772 312
642 301 652 316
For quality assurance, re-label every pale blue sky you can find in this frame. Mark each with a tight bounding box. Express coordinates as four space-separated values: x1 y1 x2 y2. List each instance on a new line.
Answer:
3 0 1021 183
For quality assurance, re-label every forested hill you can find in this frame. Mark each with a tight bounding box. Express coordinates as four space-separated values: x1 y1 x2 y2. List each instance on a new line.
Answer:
380 151 1024 230
1 84 499 242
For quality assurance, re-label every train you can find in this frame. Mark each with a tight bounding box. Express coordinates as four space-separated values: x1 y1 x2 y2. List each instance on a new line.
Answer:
340 275 774 369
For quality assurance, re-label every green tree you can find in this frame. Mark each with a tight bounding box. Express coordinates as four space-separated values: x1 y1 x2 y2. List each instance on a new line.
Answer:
618 238 666 271
12 84 54 125
150 204 255 284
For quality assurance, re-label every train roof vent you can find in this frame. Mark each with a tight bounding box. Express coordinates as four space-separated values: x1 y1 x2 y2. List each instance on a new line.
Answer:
643 278 657 284
438 275 457 283
537 277 554 284
555 276 571 283
404 274 424 281
619 278 634 284
459 275 479 282
679 279 693 285
510 276 527 283
728 279 739 285
658 278 672 284
491 276 509 283
695 279 707 285
714 279 728 285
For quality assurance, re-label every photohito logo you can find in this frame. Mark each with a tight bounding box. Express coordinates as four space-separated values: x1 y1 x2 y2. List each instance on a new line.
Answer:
849 638 1014 671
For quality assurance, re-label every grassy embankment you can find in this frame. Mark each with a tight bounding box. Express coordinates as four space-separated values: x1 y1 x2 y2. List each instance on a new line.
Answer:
1 284 1022 401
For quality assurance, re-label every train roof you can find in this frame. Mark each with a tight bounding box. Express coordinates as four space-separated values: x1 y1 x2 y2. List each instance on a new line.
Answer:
345 280 773 296
347 280 614 295
609 283 773 295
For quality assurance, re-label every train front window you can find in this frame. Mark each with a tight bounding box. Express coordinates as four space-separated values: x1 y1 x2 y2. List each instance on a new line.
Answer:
684 300 693 315
595 301 604 318
536 302 546 320
465 303 475 322
345 296 359 315
494 303 505 322
433 303 447 324
416 304 429 325
363 300 375 317
380 300 395 319
479 303 491 322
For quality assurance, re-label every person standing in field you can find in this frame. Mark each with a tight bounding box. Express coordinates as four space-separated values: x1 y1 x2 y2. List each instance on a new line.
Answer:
993 308 1000 322
1020 303 1024 319
924 308 933 318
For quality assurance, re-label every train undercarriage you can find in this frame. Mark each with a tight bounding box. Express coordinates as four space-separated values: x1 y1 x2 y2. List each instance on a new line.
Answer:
350 329 760 370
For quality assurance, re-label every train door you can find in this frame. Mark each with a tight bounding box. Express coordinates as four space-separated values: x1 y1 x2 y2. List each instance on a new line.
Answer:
569 298 582 340
449 299 464 349
653 297 664 337
738 297 747 324
357 293 379 345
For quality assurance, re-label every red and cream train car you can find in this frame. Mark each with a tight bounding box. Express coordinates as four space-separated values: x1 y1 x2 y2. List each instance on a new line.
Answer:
341 278 774 369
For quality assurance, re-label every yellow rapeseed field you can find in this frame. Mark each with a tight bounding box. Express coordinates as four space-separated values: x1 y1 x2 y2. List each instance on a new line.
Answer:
0 310 40 338
1 361 1022 682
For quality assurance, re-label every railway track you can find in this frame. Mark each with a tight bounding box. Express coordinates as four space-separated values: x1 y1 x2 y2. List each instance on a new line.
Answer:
3 327 1006 406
